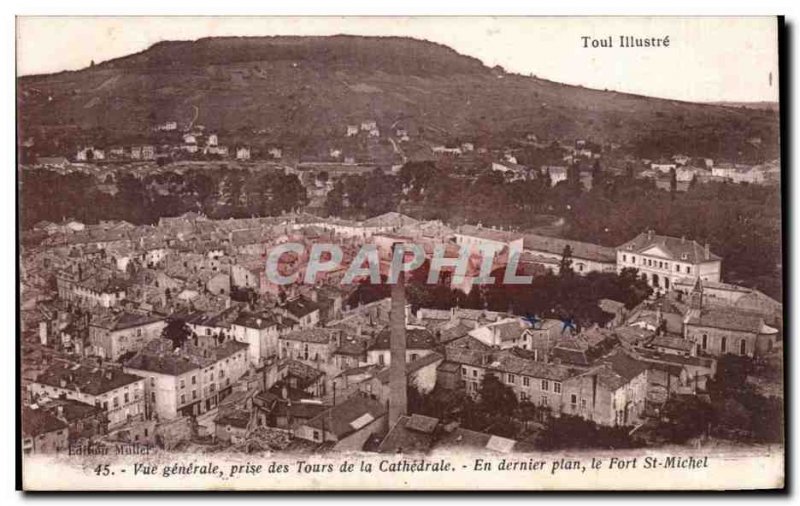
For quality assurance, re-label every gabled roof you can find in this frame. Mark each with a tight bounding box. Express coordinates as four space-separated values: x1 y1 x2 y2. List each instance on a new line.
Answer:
617 232 720 263
685 307 773 334
369 327 437 351
304 395 386 439
523 233 616 263
35 362 143 396
22 406 68 438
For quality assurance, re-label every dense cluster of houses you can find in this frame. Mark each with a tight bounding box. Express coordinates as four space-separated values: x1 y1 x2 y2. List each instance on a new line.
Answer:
20 208 782 456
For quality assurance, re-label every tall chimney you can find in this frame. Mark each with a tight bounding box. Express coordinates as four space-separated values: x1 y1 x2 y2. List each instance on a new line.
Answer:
388 244 408 427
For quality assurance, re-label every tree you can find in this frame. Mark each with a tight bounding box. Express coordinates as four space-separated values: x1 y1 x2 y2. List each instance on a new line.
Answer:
162 318 192 350
478 373 518 418
559 244 574 276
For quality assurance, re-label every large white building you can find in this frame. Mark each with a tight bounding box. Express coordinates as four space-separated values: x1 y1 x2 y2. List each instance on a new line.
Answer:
616 231 722 292
124 339 249 420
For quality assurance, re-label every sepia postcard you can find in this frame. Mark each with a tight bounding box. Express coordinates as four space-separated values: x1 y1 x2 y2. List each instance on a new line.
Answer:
16 16 784 491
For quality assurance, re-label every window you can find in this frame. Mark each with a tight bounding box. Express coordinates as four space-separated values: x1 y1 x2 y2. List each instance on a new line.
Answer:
507 374 516 384
581 399 587 408
124 393 129 403
192 375 197 385
571 394 577 405
686 266 691 274
313 430 321 441
378 354 385 366
180 394 186 404
740 339 747 356
553 382 562 394
523 377 530 387
541 379 549 391
541 396 549 406
192 390 197 400
150 393 155 402
721 337 727 354
702 334 708 350
631 256 636 264
461 367 467 376
622 254 627 262
472 370 478 378
675 264 680 272
410 353 419 362
180 379 185 389
520 392 529 402
150 378 155 387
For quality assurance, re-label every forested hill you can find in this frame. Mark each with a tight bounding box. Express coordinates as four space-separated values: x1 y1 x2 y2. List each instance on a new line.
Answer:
18 36 779 162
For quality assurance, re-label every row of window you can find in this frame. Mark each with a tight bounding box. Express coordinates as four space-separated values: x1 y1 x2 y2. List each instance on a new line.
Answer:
699 333 748 355
460 367 561 393
621 254 692 274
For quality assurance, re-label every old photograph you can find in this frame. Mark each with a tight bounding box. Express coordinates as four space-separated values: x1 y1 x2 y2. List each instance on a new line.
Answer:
16 16 784 491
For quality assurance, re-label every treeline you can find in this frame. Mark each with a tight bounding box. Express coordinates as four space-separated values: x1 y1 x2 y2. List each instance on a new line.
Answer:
20 167 308 228
326 161 782 299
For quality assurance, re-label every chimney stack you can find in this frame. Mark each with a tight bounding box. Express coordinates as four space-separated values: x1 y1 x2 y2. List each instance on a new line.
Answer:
388 243 408 427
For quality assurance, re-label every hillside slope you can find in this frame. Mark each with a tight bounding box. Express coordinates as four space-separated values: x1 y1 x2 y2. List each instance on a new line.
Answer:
17 35 780 161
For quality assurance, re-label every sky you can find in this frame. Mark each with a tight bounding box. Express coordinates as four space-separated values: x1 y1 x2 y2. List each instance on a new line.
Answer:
16 16 780 103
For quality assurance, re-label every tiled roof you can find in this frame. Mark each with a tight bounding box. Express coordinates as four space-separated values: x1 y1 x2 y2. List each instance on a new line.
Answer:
281 328 334 344
686 307 766 334
369 327 437 351
304 395 386 439
523 233 616 263
282 296 321 319
22 406 68 438
618 232 720 263
35 362 143 396
485 349 576 382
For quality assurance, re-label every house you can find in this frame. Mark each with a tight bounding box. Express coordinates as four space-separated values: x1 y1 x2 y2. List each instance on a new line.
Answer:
360 120 377 131
377 413 439 454
295 394 386 451
38 398 108 441
712 163 737 179
468 318 529 349
141 145 156 160
278 295 321 328
231 312 280 366
434 426 524 454
22 406 69 454
522 318 572 360
124 339 249 420
561 350 649 427
684 306 779 358
236 147 251 161
358 352 443 404
214 409 253 444
87 312 166 361
29 361 146 429
491 161 529 181
35 156 69 169
651 161 677 173
543 165 568 186
279 328 337 364
366 327 437 367
616 230 722 291
346 125 359 136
